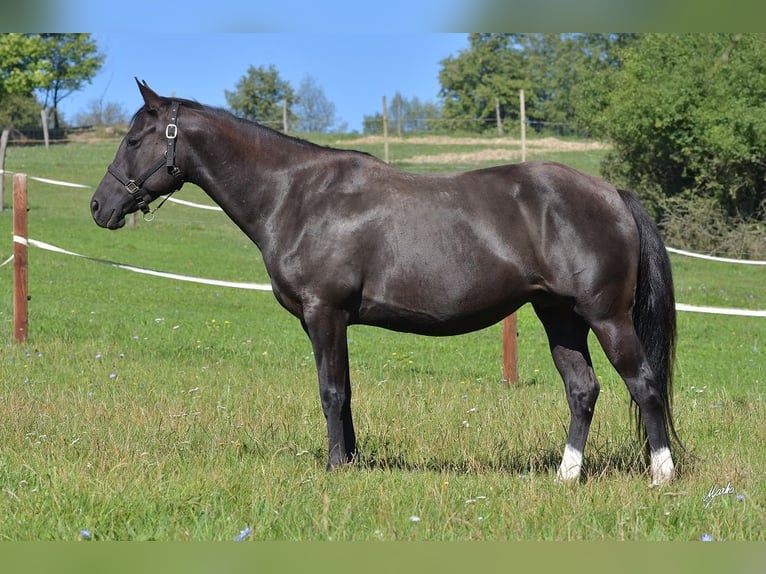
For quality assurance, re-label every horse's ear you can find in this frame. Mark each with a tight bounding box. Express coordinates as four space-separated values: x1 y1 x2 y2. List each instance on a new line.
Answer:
135 78 161 110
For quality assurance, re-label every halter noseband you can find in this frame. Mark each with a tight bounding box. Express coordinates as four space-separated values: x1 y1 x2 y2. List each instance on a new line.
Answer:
107 100 184 217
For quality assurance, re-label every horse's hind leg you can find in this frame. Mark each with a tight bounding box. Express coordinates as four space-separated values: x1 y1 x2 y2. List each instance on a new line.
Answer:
534 304 600 483
590 314 674 486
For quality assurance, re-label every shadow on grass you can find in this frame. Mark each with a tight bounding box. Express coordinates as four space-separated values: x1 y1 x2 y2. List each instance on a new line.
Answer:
343 436 697 482
352 440 649 478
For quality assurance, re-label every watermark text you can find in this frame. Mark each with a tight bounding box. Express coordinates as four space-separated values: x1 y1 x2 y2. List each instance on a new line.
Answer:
703 482 735 508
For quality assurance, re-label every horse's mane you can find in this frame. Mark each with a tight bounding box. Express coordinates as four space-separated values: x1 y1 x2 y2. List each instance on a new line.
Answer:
143 96 379 161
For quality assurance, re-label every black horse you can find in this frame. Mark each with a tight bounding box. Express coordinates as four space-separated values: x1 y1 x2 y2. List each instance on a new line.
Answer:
91 80 679 485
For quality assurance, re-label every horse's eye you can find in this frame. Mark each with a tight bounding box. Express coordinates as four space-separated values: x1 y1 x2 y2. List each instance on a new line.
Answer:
126 137 139 147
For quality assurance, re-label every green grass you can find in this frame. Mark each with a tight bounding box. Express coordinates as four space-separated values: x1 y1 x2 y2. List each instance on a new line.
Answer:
0 136 763 541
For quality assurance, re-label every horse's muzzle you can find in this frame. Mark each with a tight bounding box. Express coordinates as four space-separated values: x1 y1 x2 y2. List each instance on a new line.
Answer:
91 198 126 230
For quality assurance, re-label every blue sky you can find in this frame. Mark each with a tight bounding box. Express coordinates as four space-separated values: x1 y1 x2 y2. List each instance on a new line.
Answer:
57 33 469 133
24 0 755 131
58 0 471 33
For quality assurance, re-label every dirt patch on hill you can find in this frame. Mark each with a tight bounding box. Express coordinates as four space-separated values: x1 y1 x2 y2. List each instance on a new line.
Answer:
405 149 525 165
340 135 607 150
336 135 608 165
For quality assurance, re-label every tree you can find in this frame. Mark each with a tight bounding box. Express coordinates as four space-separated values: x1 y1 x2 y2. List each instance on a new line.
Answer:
0 33 49 96
35 34 105 130
436 33 638 136
0 34 48 130
0 92 41 130
1 33 104 131
224 64 297 130
567 33 640 137
294 75 337 133
597 33 766 220
362 92 441 135
74 98 129 127
438 33 528 133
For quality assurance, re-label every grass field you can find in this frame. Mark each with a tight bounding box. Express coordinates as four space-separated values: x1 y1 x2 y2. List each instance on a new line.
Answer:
0 135 764 541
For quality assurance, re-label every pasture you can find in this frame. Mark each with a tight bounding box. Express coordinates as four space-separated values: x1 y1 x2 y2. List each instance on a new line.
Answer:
0 136 763 541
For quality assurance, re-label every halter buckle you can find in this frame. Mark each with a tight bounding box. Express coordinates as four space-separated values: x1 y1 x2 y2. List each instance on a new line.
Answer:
165 124 178 139
125 180 140 194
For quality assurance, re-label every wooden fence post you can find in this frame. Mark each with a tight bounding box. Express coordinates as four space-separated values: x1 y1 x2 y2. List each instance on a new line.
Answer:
500 89 529 385
520 89 526 162
382 95 389 164
0 128 9 211
13 173 29 342
395 93 402 138
495 97 503 136
502 312 517 384
41 109 50 149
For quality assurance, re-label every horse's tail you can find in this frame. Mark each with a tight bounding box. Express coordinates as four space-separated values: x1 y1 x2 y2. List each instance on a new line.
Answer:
617 189 681 453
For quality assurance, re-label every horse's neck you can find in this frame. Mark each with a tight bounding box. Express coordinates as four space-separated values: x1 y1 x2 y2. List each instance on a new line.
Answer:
185 115 312 251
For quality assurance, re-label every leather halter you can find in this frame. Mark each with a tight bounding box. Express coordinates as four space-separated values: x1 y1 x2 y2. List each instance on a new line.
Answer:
106 100 184 216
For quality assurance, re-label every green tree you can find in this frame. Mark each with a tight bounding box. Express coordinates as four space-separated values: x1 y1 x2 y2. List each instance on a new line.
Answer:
597 33 766 220
224 64 297 130
0 92 41 130
1 33 104 131
568 33 640 137
0 34 48 129
36 33 105 129
523 33 632 135
438 33 528 133
362 92 441 135
437 33 636 136
0 33 49 95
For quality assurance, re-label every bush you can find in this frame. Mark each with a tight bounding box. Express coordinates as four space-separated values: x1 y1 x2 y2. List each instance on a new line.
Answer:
598 34 766 222
659 195 766 259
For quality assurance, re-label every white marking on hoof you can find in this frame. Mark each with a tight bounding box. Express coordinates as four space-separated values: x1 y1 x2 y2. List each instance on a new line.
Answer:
557 444 583 483
649 447 675 487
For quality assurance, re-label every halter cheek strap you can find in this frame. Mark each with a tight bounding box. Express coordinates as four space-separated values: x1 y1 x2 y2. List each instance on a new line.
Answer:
107 157 166 214
107 100 184 216
165 100 181 179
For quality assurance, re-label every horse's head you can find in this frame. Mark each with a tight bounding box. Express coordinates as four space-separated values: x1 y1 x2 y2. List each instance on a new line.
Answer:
91 79 185 229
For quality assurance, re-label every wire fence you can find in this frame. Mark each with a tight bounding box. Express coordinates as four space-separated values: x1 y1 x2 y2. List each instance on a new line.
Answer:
5 112 585 142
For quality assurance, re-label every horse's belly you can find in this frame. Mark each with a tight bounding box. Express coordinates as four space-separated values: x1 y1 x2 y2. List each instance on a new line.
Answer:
357 269 529 336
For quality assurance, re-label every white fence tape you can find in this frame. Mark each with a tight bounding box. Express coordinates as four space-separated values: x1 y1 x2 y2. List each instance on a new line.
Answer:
166 197 223 211
23 238 273 291
0 169 91 189
666 246 766 266
3 170 764 314
1 237 764 317
675 303 766 318
2 169 223 210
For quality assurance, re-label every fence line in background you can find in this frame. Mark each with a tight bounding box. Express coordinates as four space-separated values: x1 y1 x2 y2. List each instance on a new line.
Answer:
25 237 273 291
5 168 765 266
2 170 765 318
0 169 91 189
666 246 766 266
166 196 223 211
1 236 762 319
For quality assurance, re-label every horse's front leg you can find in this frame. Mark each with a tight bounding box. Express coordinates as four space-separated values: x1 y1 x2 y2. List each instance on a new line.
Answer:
302 304 357 470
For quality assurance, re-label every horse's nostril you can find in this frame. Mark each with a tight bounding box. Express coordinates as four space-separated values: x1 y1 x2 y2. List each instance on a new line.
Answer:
91 199 100 213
